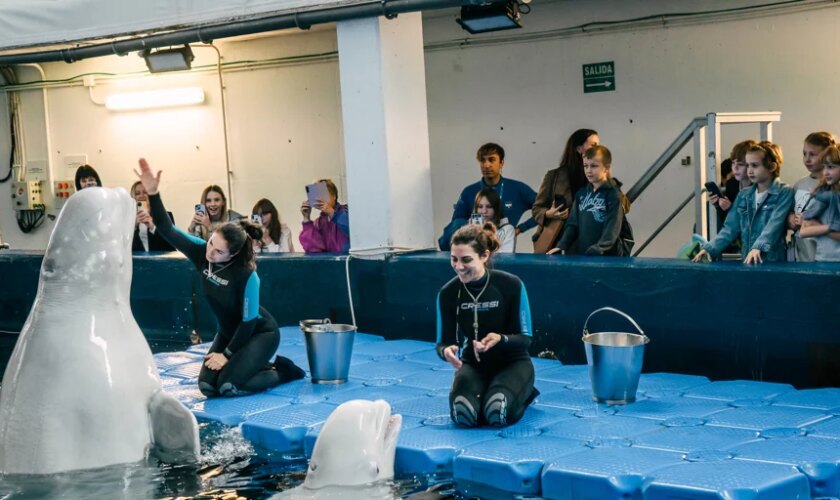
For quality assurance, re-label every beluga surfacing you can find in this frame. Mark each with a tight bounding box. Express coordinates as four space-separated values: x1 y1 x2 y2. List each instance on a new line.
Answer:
0 186 199 474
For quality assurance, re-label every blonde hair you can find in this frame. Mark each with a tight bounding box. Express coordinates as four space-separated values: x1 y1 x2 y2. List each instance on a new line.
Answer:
817 145 840 192
747 141 784 178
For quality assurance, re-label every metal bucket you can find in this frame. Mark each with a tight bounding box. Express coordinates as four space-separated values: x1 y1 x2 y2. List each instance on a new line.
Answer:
582 307 649 404
300 319 356 384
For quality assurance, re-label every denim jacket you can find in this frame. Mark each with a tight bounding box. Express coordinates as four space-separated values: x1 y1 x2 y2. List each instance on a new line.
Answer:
703 179 793 262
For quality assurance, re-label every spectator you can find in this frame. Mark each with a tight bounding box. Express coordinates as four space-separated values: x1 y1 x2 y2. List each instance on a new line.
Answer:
188 185 242 240
694 141 793 264
438 143 536 251
299 179 350 254
787 131 835 262
711 140 757 217
800 144 840 261
130 180 174 252
436 223 538 428
473 188 515 253
532 129 599 252
251 198 294 253
549 145 633 256
74 164 101 190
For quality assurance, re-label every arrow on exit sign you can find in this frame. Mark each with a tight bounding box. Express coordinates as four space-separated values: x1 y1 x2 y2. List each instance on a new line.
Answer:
582 61 615 94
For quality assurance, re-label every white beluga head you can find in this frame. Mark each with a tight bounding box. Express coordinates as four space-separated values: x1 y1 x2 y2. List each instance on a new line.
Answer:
304 399 402 490
41 186 135 295
0 186 199 474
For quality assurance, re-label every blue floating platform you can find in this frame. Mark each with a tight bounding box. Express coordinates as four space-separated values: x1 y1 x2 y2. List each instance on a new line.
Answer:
683 380 794 402
541 446 685 499
731 435 840 497
643 459 811 499
454 435 585 495
154 327 839 498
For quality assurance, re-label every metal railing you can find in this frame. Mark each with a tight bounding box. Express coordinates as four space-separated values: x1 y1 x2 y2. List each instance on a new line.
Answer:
628 111 781 256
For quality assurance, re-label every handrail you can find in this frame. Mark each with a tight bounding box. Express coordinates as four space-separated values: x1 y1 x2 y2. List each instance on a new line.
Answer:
632 191 695 257
625 117 705 202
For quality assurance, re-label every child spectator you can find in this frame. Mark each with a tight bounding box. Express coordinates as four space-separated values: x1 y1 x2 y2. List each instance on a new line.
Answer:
474 188 515 253
251 198 294 253
189 185 242 240
74 164 102 190
438 143 536 250
709 140 757 217
694 141 793 264
800 144 840 261
788 131 835 261
299 179 350 254
549 145 633 256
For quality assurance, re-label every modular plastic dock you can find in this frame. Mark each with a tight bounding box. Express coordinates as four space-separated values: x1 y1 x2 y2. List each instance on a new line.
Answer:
156 327 840 499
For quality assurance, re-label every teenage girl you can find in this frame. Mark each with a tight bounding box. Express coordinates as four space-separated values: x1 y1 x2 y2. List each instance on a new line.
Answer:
436 224 537 427
788 132 835 261
549 145 632 256
135 159 304 397
800 144 840 261
694 142 794 264
473 188 515 253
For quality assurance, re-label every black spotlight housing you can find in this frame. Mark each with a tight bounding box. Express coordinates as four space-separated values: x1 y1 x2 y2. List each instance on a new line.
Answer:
141 45 195 73
457 1 522 35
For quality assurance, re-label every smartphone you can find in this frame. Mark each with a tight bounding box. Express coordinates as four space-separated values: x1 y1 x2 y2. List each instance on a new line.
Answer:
553 196 568 211
469 213 485 225
195 203 206 216
704 182 723 198
305 181 330 207
136 201 143 212
251 214 263 224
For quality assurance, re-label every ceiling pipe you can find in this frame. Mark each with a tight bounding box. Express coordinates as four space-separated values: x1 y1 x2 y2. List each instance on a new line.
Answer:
0 0 478 66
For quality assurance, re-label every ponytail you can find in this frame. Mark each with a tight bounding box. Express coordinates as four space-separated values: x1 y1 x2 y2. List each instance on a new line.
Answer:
451 222 501 256
217 218 263 270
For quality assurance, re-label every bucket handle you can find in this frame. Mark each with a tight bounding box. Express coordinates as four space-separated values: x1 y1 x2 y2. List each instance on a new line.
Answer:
582 306 646 339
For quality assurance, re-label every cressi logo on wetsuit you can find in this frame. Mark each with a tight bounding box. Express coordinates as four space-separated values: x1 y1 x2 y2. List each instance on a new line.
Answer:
202 269 230 286
459 300 500 311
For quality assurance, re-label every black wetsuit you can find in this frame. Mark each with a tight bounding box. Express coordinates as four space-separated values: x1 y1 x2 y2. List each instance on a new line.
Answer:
149 193 303 397
436 269 537 427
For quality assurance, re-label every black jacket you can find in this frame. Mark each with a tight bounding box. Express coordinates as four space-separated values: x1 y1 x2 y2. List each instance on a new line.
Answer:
132 211 176 252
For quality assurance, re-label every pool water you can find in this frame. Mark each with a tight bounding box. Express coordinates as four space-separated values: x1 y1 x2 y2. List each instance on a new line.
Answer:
0 421 463 500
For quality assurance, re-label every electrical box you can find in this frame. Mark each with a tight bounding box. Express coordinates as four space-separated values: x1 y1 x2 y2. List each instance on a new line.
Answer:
11 181 44 210
53 180 76 210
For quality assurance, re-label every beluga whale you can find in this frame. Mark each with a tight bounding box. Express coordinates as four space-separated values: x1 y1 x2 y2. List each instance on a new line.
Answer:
273 399 403 499
0 186 199 474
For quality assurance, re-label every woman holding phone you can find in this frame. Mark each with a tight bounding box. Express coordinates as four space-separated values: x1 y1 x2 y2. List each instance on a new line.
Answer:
299 178 350 254
189 185 242 240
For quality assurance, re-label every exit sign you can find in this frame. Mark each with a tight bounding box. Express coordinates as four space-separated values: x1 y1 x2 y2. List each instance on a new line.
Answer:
583 61 615 93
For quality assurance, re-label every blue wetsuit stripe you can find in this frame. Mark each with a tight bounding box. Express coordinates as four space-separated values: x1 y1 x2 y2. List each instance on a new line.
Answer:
519 283 532 337
242 272 261 322
175 226 207 247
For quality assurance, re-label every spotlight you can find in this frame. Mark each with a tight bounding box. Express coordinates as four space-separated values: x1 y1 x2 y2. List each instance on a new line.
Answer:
457 0 522 34
141 45 195 73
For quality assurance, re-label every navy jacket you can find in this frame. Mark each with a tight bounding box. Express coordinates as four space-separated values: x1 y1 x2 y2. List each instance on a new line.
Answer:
439 176 537 250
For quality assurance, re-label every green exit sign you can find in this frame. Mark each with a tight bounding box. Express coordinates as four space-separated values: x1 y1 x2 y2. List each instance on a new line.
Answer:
583 61 615 93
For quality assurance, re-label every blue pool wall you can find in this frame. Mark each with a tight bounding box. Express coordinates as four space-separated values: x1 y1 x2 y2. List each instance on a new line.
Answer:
1 251 838 387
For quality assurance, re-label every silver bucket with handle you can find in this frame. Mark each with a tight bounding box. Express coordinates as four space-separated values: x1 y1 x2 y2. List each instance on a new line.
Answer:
300 319 356 384
582 307 649 404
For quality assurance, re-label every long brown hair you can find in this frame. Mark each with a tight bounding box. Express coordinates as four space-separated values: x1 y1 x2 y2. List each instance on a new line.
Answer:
560 129 598 196
473 188 504 226
252 198 281 245
200 185 229 222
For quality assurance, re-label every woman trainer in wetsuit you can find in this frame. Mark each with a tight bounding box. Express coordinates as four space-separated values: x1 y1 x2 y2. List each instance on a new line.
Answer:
436 223 538 427
135 158 304 397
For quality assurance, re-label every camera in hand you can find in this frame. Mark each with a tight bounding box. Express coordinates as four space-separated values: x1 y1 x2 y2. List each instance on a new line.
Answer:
195 204 206 216
469 213 485 226
553 196 567 211
251 214 263 224
704 182 723 199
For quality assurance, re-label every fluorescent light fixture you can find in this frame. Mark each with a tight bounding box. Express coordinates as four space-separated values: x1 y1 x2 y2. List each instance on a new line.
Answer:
105 87 205 111
457 1 522 34
142 45 194 73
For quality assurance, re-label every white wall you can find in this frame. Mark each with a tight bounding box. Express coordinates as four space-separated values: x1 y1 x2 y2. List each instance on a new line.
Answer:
2 1 839 256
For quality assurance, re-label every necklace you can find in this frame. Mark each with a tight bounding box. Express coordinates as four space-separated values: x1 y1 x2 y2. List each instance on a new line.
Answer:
456 271 491 362
207 259 236 279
